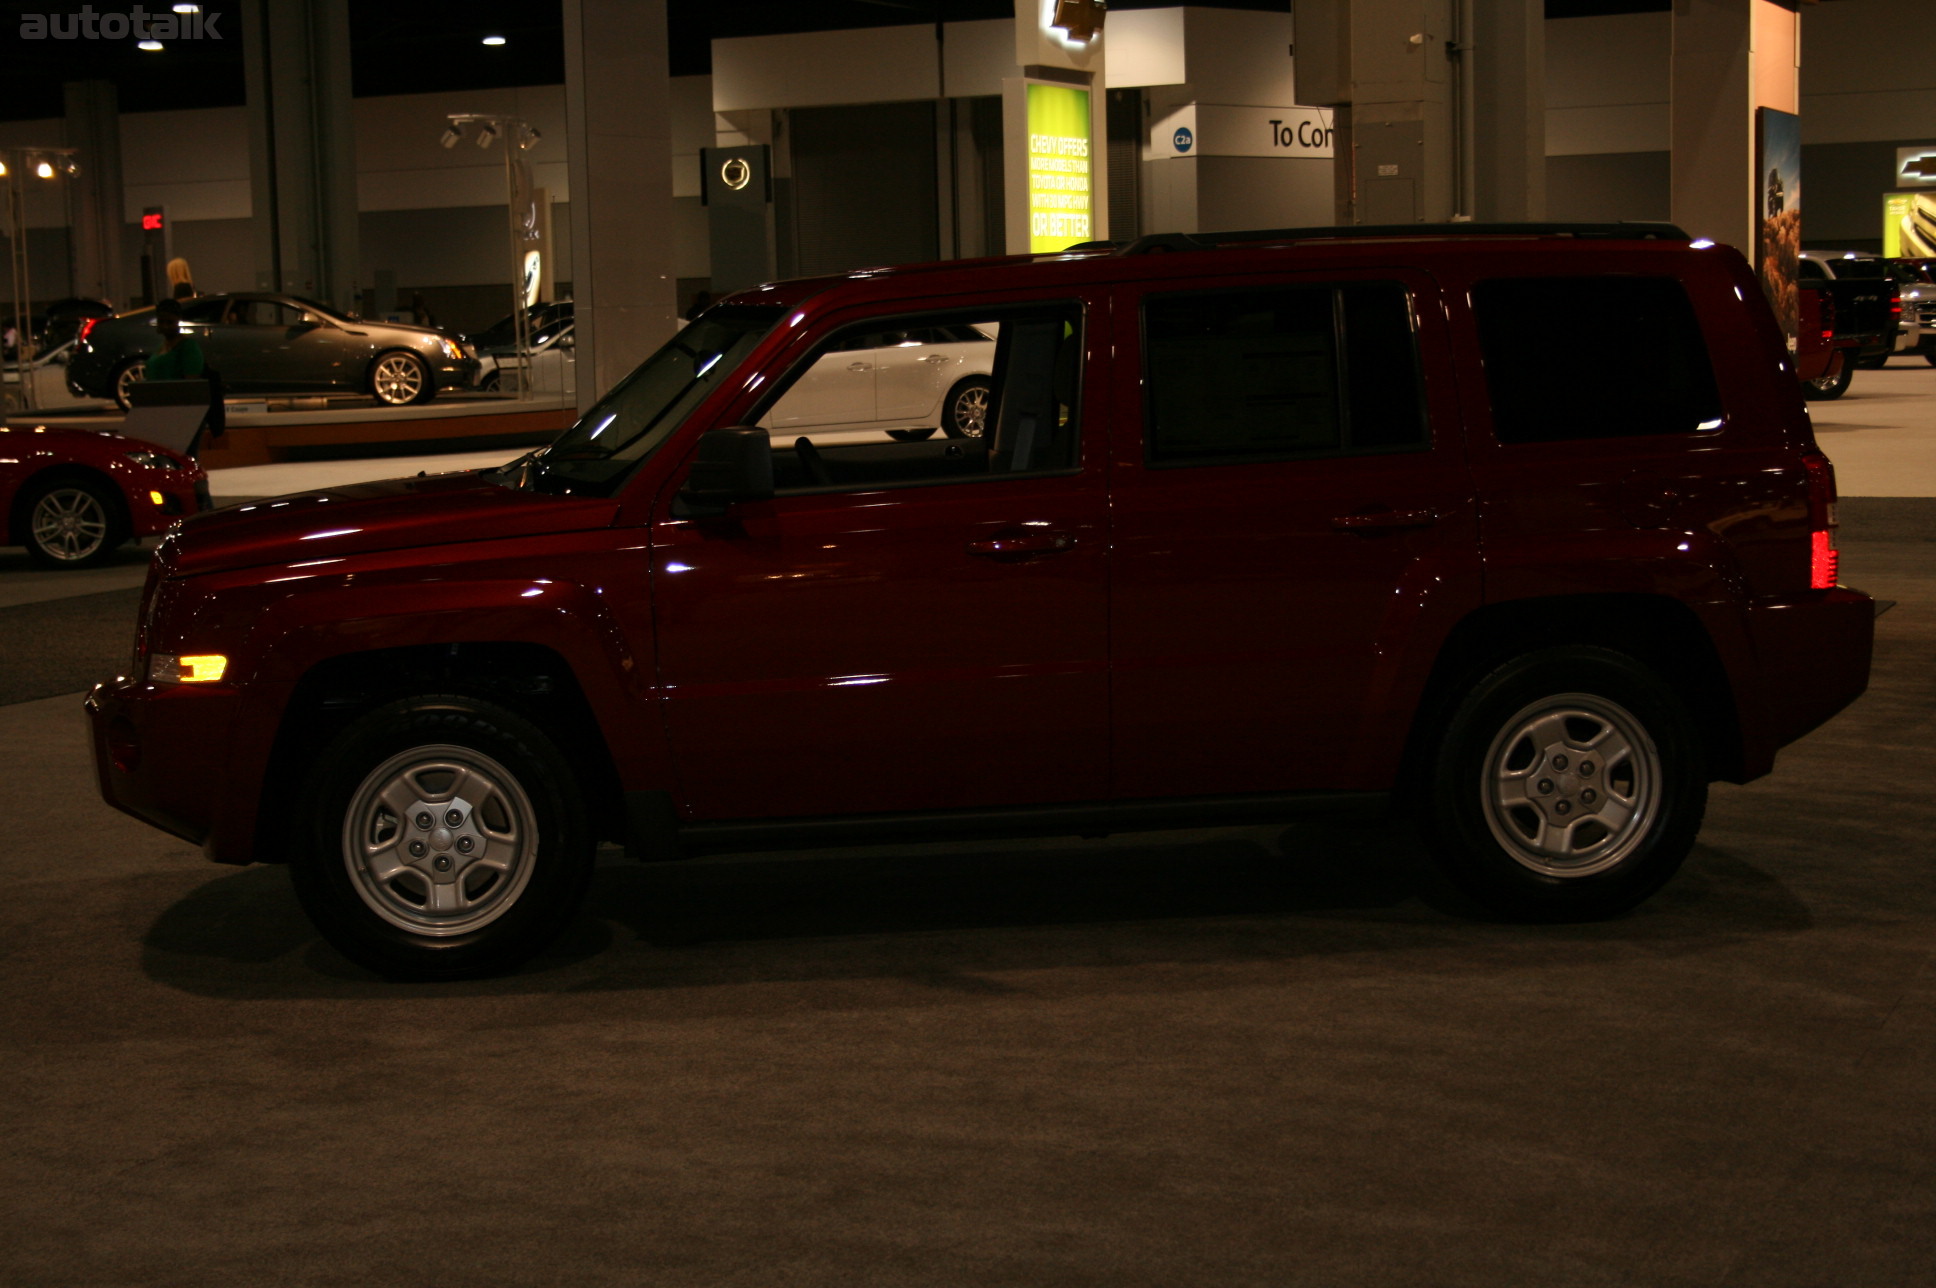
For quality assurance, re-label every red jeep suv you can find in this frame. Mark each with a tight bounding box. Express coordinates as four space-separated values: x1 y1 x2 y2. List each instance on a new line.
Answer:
87 224 1875 979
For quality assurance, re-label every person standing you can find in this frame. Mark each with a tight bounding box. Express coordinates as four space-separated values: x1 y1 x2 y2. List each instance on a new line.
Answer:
144 298 205 380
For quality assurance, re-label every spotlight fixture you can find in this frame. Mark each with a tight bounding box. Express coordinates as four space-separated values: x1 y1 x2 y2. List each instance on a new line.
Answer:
138 39 164 51
482 34 506 46
35 161 55 179
63 159 80 176
517 125 541 151
0 161 8 177
173 3 201 11
476 122 499 149
440 125 463 149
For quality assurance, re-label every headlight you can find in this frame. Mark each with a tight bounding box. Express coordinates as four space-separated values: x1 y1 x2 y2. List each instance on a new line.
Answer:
150 653 228 684
124 450 182 470
441 338 464 360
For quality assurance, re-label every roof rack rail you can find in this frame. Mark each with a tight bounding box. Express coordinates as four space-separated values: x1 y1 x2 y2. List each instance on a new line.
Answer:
1111 222 1692 255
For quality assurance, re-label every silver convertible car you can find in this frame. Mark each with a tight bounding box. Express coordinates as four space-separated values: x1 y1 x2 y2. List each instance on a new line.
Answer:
68 293 479 409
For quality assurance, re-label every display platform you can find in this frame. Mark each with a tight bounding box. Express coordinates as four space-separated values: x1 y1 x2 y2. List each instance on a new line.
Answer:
2 392 577 469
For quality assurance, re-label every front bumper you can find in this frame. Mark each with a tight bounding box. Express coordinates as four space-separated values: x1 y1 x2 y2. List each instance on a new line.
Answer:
86 676 245 860
434 357 481 392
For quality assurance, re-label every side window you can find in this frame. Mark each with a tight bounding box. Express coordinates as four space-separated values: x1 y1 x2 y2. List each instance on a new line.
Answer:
1142 283 1427 466
755 304 1081 493
179 298 227 324
1473 276 1722 444
1797 259 1829 282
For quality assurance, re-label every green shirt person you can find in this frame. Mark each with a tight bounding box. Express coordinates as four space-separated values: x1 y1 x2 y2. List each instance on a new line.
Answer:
144 298 206 380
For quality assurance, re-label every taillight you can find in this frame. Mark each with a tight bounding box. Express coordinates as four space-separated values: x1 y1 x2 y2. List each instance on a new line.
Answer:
79 316 99 344
1803 452 1839 589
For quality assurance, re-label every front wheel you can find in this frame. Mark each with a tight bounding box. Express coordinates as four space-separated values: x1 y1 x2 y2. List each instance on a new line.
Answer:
940 376 992 439
1416 646 1706 921
291 696 595 979
22 475 129 568
369 350 432 406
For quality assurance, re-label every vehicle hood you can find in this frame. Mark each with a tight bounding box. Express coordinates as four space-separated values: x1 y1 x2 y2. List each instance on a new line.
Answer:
351 321 452 345
165 470 620 577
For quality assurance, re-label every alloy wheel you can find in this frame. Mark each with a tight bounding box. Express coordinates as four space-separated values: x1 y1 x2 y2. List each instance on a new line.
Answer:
951 384 989 437
1479 692 1662 878
30 486 112 563
372 354 426 405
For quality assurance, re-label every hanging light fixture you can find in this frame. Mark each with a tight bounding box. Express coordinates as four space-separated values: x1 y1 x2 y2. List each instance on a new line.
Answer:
439 124 464 149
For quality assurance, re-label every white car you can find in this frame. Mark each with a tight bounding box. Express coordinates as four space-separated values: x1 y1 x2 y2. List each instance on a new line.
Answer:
476 322 576 398
762 322 996 442
3 340 113 414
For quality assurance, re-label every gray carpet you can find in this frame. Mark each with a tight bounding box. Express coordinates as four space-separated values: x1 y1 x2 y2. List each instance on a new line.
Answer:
0 587 142 704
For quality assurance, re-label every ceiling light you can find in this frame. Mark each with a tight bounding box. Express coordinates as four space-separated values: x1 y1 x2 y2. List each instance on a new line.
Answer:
0 162 8 177
439 125 463 149
138 39 164 51
35 161 55 179
482 35 506 46
476 122 499 149
173 3 201 12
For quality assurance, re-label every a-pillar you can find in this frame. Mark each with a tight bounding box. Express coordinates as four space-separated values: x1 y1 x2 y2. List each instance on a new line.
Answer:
1671 0 1800 254
63 81 126 306
564 0 676 415
241 0 359 311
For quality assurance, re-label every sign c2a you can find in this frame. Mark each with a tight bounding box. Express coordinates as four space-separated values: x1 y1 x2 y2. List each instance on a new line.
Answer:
1172 126 1193 154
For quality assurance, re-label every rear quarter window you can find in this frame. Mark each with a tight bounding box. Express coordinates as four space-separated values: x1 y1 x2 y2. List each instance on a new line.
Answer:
1473 276 1723 444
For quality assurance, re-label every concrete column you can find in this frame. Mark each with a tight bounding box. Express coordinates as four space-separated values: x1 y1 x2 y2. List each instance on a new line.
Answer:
241 0 359 310
564 0 676 415
1468 0 1545 222
62 81 126 306
1671 0 1798 252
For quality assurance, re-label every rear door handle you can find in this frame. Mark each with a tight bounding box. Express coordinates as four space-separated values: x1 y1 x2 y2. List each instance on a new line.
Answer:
1330 508 1438 532
967 530 1076 558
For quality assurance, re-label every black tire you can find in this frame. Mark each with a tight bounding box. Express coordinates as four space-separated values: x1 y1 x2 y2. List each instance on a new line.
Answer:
886 427 937 442
1415 646 1706 921
111 359 146 412
1802 361 1852 400
369 350 433 406
939 375 992 439
1922 341 1936 368
290 695 595 980
20 473 130 569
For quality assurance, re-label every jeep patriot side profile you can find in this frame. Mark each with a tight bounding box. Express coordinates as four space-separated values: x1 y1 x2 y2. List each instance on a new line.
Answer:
87 225 1875 979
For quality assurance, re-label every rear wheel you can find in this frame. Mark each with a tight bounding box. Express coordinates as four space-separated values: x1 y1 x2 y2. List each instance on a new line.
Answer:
112 360 146 411
290 695 595 979
1416 646 1706 920
22 475 129 569
1802 360 1852 400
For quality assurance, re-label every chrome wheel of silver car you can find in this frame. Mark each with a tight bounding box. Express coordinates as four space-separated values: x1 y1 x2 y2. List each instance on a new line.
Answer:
943 378 991 438
340 744 538 937
29 484 113 563
1480 692 1661 879
370 352 427 406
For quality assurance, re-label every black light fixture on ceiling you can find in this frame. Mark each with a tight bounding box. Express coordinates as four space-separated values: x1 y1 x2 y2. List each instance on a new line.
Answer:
476 121 500 149
440 124 464 149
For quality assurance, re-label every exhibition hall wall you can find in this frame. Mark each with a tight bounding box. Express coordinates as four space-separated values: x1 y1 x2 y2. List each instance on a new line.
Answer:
0 1 1929 330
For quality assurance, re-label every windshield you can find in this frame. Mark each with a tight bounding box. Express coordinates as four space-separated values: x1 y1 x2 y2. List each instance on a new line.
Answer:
506 305 782 496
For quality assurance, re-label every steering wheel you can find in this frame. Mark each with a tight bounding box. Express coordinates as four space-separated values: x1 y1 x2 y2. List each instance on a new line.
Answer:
794 436 832 486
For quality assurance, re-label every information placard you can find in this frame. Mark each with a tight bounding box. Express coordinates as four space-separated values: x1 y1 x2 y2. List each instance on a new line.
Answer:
1026 83 1093 252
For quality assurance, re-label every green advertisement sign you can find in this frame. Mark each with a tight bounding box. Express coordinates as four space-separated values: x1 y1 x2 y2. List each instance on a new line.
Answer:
1026 83 1092 252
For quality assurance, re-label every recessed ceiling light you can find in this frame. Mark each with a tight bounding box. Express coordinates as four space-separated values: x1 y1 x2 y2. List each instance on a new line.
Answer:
482 35 506 46
138 39 164 51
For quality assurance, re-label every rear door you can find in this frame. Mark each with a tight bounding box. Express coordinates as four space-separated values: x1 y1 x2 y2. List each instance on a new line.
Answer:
1106 268 1481 797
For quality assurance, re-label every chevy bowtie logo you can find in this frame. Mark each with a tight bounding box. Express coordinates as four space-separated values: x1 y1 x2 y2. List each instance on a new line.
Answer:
1901 153 1936 180
1052 0 1106 44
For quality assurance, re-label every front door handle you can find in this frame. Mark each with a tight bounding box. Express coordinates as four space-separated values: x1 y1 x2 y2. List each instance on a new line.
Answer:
1330 508 1438 533
847 361 872 372
967 530 1075 558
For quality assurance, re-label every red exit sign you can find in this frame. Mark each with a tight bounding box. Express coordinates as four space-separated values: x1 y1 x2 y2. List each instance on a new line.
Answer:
141 212 165 231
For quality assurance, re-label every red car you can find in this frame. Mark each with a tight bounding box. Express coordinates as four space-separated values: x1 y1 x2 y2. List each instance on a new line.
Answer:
3 424 207 567
87 224 1875 979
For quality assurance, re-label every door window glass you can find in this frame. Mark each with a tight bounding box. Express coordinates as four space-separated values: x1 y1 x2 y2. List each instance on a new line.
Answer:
1142 283 1426 466
755 304 1079 492
179 298 227 324
1473 276 1722 443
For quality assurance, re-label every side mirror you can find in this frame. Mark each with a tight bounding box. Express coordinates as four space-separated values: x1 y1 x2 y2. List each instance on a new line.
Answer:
675 427 773 517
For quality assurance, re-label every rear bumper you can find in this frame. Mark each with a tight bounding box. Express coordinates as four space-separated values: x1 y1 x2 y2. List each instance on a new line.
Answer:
86 677 250 863
1740 586 1875 766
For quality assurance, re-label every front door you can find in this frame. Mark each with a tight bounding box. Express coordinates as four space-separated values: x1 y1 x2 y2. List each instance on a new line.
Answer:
650 295 1108 821
1106 269 1481 798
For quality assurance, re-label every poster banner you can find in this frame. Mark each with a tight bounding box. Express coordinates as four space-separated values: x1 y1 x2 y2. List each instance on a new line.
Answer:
1025 82 1093 252
1757 107 1801 349
1892 191 1936 259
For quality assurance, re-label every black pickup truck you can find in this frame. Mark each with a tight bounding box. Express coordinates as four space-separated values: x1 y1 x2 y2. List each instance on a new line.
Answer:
1797 251 1902 397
